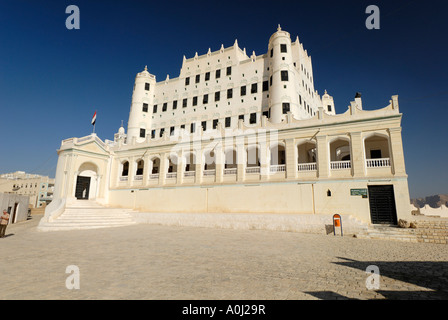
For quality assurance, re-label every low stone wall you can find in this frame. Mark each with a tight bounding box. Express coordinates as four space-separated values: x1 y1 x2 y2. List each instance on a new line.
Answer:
415 219 448 244
419 205 448 218
131 212 369 236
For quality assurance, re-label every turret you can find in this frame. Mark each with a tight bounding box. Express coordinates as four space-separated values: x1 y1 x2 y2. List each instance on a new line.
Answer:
127 66 156 142
321 90 336 115
268 25 300 123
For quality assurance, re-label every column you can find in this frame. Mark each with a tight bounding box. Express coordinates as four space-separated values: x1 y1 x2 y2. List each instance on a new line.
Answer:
316 135 329 178
285 138 296 179
195 149 203 184
349 132 365 177
215 145 224 183
388 127 407 176
177 151 184 185
159 154 167 185
236 137 245 182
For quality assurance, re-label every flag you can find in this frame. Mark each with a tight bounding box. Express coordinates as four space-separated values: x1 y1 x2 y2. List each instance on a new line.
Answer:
91 111 97 126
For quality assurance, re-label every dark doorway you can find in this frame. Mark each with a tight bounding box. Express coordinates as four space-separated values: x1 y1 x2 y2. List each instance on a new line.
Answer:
12 202 18 224
368 185 398 225
75 176 91 200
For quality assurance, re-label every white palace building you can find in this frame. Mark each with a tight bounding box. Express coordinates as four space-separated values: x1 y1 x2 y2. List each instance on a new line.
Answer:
39 26 412 233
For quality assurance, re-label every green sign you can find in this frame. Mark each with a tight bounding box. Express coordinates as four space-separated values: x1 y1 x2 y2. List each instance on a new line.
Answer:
351 188 368 197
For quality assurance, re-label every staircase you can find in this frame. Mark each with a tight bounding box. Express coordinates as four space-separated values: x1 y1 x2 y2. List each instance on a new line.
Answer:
37 200 137 232
356 218 448 244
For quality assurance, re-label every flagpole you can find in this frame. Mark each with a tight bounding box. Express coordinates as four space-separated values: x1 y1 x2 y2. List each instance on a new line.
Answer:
92 110 97 135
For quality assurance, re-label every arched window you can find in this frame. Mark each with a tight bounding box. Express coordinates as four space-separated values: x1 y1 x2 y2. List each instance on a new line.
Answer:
136 160 144 176
270 144 286 165
122 161 129 176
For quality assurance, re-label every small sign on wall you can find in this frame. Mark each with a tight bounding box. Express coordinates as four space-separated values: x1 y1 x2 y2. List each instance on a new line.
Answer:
351 188 368 198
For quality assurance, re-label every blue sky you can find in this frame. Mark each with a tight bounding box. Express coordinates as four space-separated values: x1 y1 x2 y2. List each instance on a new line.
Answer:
0 0 447 199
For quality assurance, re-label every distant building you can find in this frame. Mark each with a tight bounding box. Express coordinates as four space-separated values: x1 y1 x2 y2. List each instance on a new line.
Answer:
0 193 29 224
0 171 55 208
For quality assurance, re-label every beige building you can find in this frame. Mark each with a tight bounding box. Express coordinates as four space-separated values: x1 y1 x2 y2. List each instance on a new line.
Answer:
41 27 411 229
0 171 55 208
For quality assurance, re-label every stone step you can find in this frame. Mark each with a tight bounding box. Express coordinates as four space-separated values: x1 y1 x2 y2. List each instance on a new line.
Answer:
38 202 138 232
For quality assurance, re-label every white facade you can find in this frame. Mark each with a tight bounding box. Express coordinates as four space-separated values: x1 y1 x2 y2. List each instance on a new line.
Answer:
41 27 411 230
127 25 334 144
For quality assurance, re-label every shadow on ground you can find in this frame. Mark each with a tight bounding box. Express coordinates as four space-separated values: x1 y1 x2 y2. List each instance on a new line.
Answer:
306 257 448 300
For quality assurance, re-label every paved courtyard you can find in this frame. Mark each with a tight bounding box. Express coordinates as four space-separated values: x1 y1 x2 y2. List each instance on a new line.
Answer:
1 214 448 300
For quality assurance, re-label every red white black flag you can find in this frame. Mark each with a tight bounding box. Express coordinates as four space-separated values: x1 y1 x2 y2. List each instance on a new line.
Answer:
91 111 97 126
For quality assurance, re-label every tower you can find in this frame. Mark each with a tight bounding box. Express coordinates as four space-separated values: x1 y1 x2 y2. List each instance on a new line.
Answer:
127 66 156 142
268 25 300 124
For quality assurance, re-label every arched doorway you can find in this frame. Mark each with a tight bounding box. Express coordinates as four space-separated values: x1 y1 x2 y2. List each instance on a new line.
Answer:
75 162 98 200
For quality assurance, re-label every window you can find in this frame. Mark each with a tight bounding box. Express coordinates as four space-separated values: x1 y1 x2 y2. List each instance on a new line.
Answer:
201 121 207 131
203 94 208 104
136 160 144 175
240 86 246 96
226 66 232 76
227 88 233 99
153 105 157 113
249 113 257 124
251 83 257 94
280 44 287 53
225 117 231 127
159 128 165 137
195 74 200 83
193 96 198 106
180 124 185 130
205 72 210 81
270 76 272 86
170 126 175 136
162 103 167 112
185 77 190 86
140 128 146 138
263 110 269 118
262 81 269 92
173 100 178 110
270 48 273 57
216 69 221 79
238 114 244 121
327 105 332 112
215 91 220 102
299 95 302 105
213 119 218 129
183 98 187 108
282 102 290 114
281 70 288 81
151 130 155 139
122 162 129 176
145 83 150 91
142 103 148 112
190 122 196 133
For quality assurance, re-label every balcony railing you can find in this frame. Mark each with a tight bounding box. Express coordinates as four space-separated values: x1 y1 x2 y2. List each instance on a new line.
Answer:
134 175 143 181
298 162 317 171
246 166 260 174
203 169 216 176
184 171 196 177
330 160 352 170
119 176 128 181
166 172 177 179
366 158 391 168
270 164 286 173
149 174 159 179
224 168 237 175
